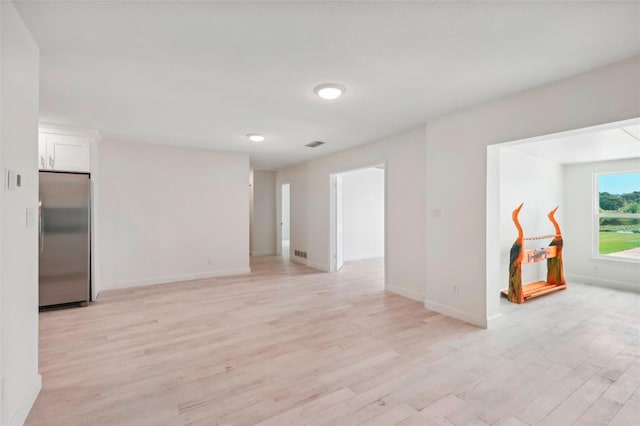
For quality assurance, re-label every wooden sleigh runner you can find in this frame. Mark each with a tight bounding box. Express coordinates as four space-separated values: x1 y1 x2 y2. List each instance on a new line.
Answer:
501 204 567 304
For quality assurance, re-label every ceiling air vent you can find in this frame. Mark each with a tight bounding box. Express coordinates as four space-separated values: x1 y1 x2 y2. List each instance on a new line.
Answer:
305 141 325 148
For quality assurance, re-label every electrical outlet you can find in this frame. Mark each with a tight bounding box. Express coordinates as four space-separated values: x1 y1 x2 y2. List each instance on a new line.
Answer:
452 285 459 296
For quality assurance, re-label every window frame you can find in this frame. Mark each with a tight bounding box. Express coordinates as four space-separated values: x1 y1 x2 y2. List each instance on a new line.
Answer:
593 171 640 263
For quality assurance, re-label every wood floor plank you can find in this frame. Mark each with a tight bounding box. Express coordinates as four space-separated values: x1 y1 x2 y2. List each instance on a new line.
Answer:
25 256 640 426
608 398 640 426
538 374 613 425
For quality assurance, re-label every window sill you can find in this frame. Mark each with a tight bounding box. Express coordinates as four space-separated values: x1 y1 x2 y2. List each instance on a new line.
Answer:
590 255 640 265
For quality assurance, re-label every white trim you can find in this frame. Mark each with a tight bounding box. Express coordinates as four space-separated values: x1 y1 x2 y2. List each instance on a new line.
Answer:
330 174 338 272
385 284 424 302
305 260 329 272
90 140 100 301
486 117 640 150
251 251 276 257
344 254 385 262
277 182 291 258
289 256 306 266
424 299 487 329
566 273 640 293
486 313 504 328
38 122 101 140
9 374 41 426
102 268 251 291
590 254 640 264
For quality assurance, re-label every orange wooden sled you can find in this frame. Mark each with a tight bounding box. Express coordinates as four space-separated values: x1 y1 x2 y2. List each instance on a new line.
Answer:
501 204 567 304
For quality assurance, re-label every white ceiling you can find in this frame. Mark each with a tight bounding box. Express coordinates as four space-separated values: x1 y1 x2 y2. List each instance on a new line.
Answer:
14 1 640 170
513 124 640 164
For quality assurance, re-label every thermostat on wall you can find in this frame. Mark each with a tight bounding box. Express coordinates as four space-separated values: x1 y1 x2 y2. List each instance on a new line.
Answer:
6 169 21 190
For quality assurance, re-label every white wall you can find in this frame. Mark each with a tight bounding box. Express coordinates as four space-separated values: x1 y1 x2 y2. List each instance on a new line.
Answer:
275 56 639 327
277 127 426 301
428 56 640 327
497 148 563 307
563 158 640 291
281 183 290 240
96 140 250 291
0 2 42 424
251 170 276 256
342 168 385 262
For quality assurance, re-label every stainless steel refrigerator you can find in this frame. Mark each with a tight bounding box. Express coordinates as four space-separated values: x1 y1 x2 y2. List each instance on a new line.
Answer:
39 171 90 308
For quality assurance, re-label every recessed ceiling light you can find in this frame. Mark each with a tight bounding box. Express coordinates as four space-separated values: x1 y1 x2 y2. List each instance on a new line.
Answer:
247 133 265 142
314 83 346 100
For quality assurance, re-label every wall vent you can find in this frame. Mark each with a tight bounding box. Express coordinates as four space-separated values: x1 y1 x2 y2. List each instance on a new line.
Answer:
305 141 325 148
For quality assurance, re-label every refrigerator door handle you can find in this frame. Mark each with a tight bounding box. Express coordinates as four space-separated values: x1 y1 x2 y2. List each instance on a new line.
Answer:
48 155 54 169
39 200 44 253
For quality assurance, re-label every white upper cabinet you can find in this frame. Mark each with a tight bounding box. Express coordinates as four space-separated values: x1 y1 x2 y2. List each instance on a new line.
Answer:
38 135 48 170
38 125 97 173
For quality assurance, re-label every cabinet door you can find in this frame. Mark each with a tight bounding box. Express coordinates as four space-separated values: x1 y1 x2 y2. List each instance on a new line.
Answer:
38 134 48 170
46 135 91 172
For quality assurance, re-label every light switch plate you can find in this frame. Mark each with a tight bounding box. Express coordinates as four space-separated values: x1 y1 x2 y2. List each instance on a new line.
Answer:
6 169 21 190
26 207 37 228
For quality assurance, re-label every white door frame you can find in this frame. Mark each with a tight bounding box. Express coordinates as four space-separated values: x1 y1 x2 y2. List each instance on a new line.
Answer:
334 175 344 270
277 182 290 256
330 162 388 287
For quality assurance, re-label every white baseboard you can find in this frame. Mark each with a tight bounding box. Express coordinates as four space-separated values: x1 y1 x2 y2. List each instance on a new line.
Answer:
10 374 41 426
424 299 487 329
289 256 307 267
344 254 384 262
566 273 640 293
251 251 276 257
305 260 329 272
486 313 503 328
385 284 424 302
103 267 251 291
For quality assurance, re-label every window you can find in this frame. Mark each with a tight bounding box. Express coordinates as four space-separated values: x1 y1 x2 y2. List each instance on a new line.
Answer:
596 172 640 259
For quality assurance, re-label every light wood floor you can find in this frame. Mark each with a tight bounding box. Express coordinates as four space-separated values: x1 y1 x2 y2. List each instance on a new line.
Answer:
27 257 639 426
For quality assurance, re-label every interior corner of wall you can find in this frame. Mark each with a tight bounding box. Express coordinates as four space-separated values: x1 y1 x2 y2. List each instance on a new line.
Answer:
385 284 425 302
423 299 488 329
305 259 330 272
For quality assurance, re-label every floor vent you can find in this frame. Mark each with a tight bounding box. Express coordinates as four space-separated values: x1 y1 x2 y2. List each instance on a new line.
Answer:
305 141 324 148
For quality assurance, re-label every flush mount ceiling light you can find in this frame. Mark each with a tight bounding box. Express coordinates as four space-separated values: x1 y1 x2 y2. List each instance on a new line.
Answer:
314 83 346 100
247 134 265 142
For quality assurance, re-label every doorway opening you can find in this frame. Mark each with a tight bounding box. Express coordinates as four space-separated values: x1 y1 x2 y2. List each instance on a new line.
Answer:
331 165 386 280
486 117 640 321
280 183 290 258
